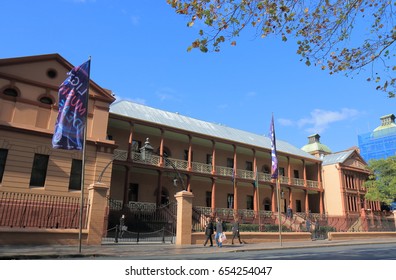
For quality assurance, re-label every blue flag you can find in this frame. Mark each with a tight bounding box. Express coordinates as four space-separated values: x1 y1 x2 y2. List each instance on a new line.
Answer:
270 114 278 179
52 60 90 150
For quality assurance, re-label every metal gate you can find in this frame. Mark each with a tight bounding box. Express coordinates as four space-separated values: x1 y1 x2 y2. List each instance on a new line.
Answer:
103 200 177 244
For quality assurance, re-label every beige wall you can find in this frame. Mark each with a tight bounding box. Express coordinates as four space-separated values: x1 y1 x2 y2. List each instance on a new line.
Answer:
323 165 344 216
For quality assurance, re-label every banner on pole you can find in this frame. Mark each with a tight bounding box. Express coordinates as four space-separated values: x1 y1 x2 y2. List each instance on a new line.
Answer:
52 60 90 150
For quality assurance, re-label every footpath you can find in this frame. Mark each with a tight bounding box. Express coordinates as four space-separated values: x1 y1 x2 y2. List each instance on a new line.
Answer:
1 237 396 259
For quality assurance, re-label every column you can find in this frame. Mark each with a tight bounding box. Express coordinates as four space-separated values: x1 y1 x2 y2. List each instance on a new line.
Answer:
305 190 309 213
175 191 194 245
159 129 164 167
211 141 216 174
211 178 216 215
271 185 276 212
233 145 238 211
86 182 110 245
127 122 134 160
188 135 193 171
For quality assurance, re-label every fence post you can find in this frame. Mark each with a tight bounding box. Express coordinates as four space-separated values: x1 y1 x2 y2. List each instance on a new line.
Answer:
86 182 110 245
174 191 194 245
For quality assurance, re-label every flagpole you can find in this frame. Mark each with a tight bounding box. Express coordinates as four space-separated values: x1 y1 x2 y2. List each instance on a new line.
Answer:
255 165 261 231
276 178 282 247
78 56 91 254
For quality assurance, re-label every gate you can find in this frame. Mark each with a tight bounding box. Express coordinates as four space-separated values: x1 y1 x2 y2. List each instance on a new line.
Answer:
103 200 177 244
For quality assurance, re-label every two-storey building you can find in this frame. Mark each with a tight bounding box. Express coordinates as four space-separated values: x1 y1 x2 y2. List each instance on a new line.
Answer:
107 100 324 217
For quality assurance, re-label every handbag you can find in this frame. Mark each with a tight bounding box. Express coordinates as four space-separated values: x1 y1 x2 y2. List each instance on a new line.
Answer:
219 232 227 242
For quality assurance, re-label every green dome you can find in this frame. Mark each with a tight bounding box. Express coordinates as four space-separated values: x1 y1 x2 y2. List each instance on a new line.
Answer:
301 134 332 155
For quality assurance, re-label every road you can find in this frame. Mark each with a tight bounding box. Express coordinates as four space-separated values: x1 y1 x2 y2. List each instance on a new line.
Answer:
109 243 396 260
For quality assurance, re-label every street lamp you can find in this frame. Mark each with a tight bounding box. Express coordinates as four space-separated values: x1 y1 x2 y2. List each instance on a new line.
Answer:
141 137 186 191
140 138 154 162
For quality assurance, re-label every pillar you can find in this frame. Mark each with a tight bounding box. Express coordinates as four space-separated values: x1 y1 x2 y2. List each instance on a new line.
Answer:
174 191 194 245
86 182 110 245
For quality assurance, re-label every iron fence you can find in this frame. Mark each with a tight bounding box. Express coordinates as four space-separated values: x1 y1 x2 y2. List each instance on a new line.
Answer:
0 191 89 229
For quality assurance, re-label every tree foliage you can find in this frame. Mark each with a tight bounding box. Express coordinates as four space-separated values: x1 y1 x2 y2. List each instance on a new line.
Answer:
167 0 396 97
364 156 396 205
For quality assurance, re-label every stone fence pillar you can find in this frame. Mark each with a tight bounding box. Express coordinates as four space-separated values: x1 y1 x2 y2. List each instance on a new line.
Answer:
175 191 194 245
86 182 110 245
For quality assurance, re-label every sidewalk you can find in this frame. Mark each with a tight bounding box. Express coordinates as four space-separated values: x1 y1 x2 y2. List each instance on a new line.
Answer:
1 237 396 259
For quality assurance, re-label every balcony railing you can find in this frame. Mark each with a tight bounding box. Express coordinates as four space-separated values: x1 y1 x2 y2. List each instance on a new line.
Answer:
120 150 320 188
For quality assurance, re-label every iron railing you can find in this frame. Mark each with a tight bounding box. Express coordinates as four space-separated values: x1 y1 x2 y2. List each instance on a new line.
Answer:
0 191 90 229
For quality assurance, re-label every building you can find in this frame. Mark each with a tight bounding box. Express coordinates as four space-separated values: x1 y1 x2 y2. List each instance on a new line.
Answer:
301 134 380 216
1 53 386 244
0 54 116 232
108 100 324 217
358 114 396 162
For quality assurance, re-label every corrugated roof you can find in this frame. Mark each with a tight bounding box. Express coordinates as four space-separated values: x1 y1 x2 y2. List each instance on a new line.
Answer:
322 150 354 166
110 100 318 160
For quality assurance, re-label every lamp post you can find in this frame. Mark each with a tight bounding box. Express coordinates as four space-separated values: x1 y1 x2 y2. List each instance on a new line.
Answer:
140 138 154 162
140 137 186 191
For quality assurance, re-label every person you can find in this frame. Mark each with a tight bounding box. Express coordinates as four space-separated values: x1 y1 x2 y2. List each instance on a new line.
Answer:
119 214 126 238
231 217 243 245
203 216 214 246
286 206 292 219
313 218 320 239
215 217 224 248
306 218 311 235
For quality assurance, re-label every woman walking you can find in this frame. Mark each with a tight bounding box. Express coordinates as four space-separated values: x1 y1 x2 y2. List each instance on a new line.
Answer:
203 217 214 246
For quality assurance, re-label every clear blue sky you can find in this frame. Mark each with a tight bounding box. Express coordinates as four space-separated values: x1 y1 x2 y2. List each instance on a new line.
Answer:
2 0 395 153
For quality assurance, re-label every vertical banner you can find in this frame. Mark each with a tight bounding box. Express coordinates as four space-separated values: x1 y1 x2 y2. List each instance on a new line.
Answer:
52 60 91 150
269 114 278 179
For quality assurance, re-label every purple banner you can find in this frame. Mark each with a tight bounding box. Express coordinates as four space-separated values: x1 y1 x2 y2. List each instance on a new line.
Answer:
52 60 90 150
270 114 278 179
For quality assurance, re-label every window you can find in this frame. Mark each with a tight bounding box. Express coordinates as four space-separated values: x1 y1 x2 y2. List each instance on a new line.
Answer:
227 194 234 208
206 154 212 165
46 69 58 79
279 167 285 176
128 183 139 202
132 140 141 152
294 170 299 178
226 158 234 168
0 149 8 183
69 159 82 190
206 191 212 207
29 154 49 187
246 161 253 171
246 195 253 210
262 165 270 174
39 96 53 105
184 150 193 161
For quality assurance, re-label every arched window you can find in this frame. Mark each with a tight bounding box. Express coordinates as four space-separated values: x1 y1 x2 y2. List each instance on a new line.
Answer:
2 87 18 97
39 96 54 105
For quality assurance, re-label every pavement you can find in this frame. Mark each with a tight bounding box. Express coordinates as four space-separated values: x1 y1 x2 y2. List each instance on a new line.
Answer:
1 237 396 259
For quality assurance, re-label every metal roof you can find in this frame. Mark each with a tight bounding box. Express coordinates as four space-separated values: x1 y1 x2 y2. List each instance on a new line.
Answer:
110 100 318 160
322 150 355 166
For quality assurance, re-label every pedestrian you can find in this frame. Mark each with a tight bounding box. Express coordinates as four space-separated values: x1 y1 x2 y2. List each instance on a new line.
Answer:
119 214 126 238
314 218 320 239
306 218 311 235
203 216 214 246
231 217 243 245
215 217 224 248
286 206 292 219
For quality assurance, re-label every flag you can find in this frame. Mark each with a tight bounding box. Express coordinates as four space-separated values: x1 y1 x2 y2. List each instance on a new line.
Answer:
253 165 259 188
269 114 278 179
52 60 91 150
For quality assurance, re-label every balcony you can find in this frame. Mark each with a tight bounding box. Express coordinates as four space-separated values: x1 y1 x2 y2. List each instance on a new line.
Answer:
114 150 320 188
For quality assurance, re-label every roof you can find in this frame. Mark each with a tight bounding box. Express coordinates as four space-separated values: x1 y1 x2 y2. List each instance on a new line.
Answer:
322 150 355 166
110 100 318 161
301 142 332 154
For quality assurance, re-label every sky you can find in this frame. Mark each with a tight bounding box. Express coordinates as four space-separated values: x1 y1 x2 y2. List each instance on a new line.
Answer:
1 0 395 153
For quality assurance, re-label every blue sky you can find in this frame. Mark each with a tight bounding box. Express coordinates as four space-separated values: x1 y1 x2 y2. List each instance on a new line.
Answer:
2 0 395 153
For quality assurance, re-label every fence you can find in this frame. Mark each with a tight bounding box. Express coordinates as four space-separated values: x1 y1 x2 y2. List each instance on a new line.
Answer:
192 207 395 238
104 200 177 243
0 191 90 229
